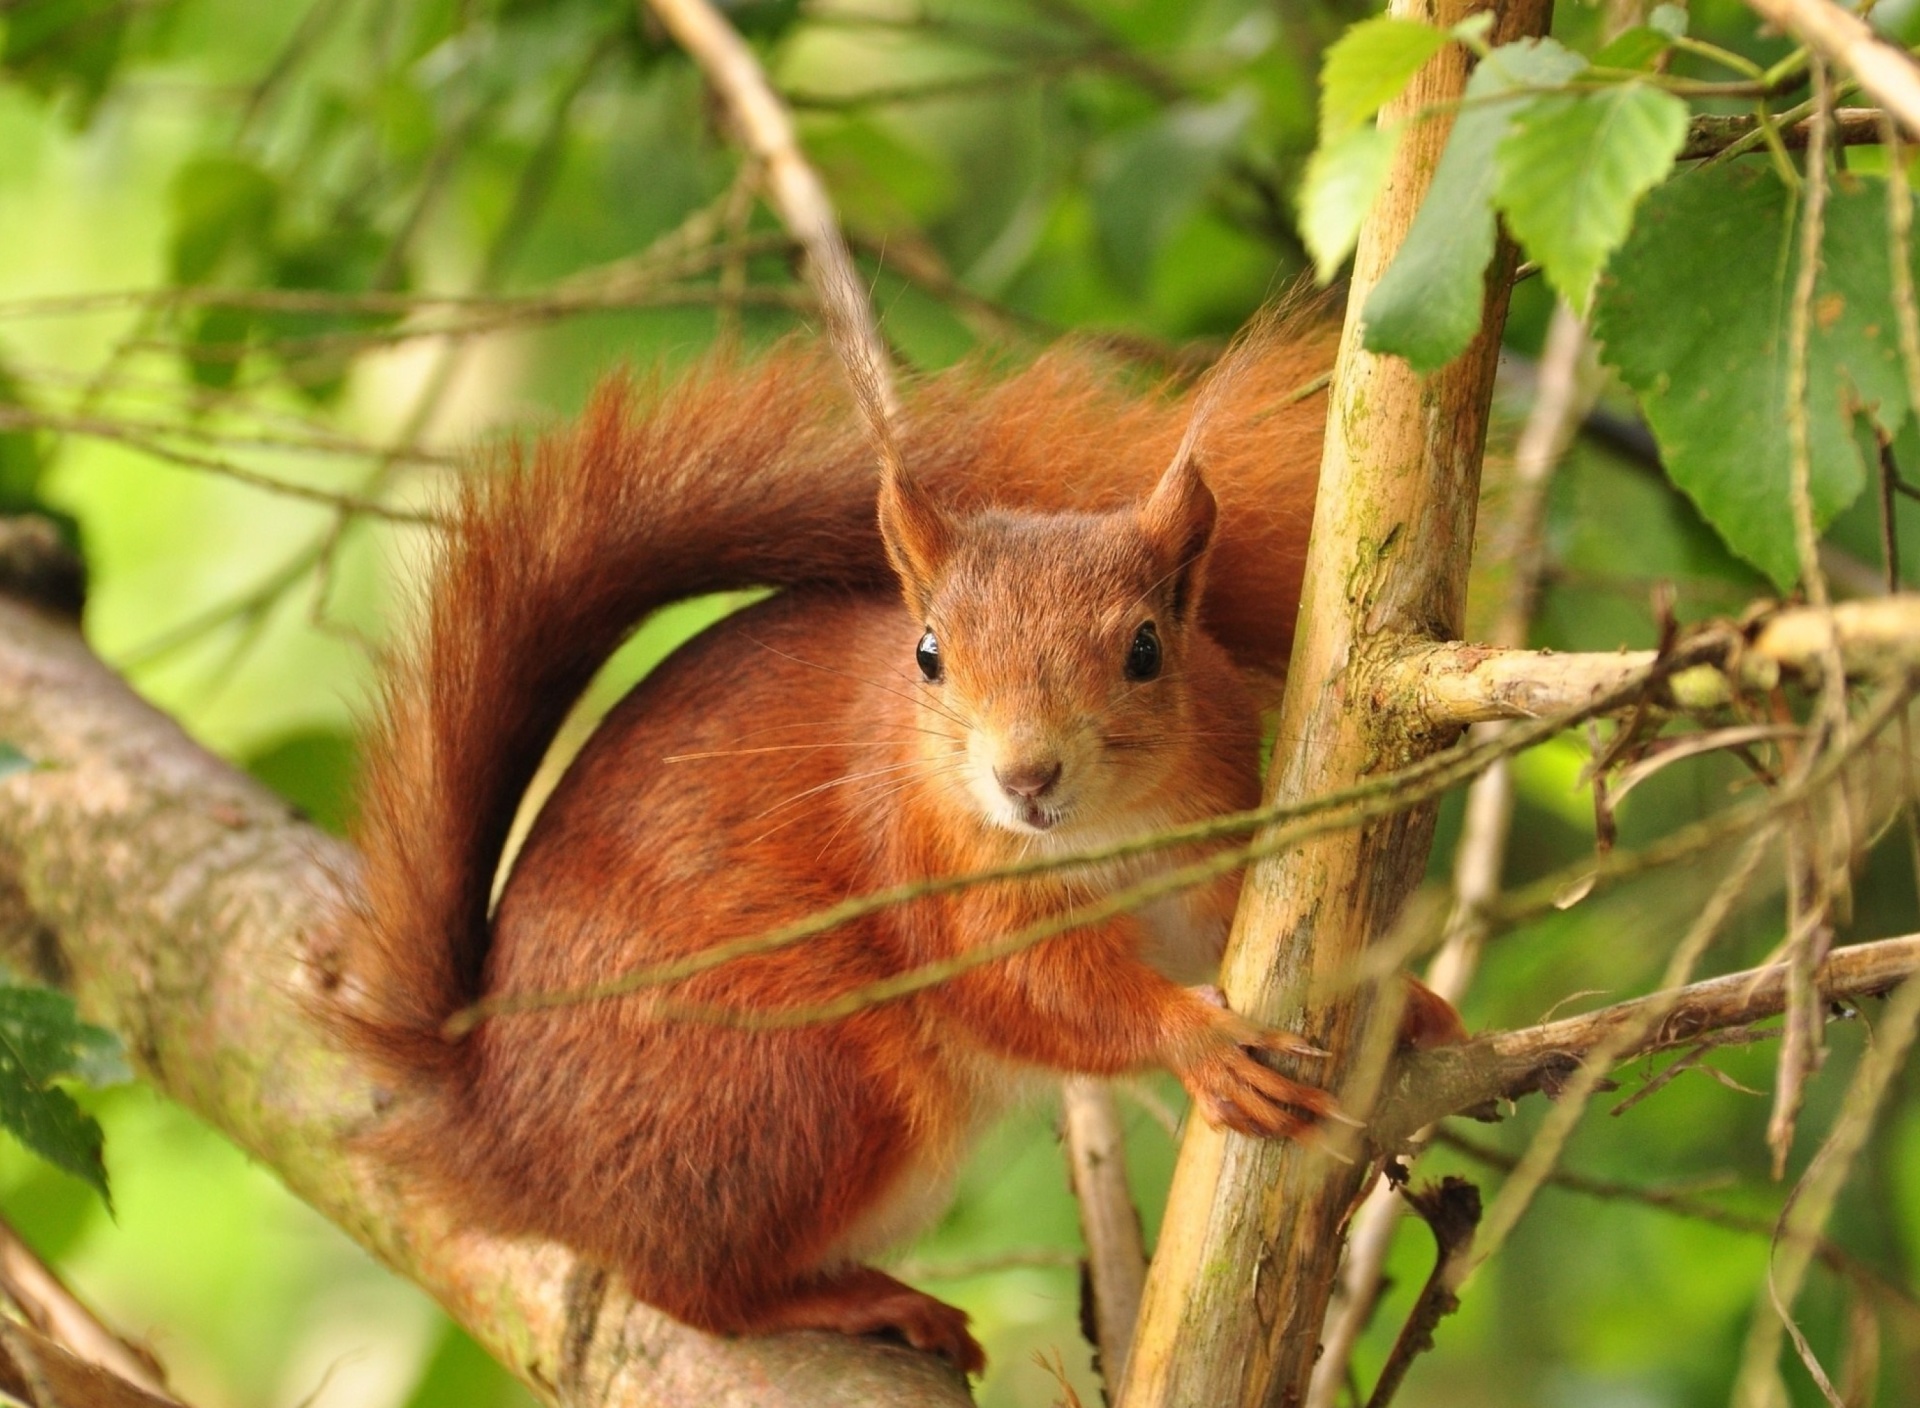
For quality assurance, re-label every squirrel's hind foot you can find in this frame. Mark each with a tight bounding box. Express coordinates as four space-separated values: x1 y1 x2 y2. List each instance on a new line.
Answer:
743 1265 986 1376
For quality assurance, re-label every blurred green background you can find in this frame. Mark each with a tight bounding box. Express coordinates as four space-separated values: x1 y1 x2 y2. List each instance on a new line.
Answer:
3 0 1920 1404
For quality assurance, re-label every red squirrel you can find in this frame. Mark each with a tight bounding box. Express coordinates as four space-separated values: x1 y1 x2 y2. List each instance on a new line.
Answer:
338 325 1462 1374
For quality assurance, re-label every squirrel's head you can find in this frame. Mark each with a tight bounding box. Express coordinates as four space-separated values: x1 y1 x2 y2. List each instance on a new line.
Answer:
878 450 1229 842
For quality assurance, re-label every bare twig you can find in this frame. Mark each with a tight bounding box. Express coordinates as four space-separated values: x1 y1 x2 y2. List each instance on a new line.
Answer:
1371 934 1920 1145
1361 1179 1482 1408
1770 66 1848 1181
0 408 440 526
1061 1079 1148 1390
1460 831 1773 1279
0 1215 171 1398
1387 596 1920 728
1434 1129 1920 1325
1737 0 1920 139
1735 969 1920 1407
1680 106 1890 158
642 0 899 424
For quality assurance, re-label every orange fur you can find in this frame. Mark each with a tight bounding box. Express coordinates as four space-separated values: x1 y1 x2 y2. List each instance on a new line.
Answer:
338 325 1450 1373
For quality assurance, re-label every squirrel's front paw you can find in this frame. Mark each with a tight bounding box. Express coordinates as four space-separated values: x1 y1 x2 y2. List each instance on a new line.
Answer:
1174 997 1339 1140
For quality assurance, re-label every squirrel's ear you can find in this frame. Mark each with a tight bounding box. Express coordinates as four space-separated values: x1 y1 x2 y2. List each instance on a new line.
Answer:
879 471 954 612
1139 450 1217 621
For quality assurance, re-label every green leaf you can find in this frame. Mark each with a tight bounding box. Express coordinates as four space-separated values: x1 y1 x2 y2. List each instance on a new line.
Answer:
1593 26 1674 71
168 156 280 286
1092 92 1255 294
1319 17 1450 140
1594 165 1919 588
0 0 130 126
1494 82 1688 314
0 744 30 782
0 360 44 514
1649 4 1689 38
1300 125 1398 283
1362 38 1587 372
0 985 126 1208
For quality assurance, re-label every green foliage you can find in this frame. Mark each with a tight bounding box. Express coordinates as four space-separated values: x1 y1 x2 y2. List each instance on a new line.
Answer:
245 730 358 835
1354 34 1687 363
0 361 43 515
1092 93 1257 293
0 0 134 125
0 984 126 1208
1299 124 1396 282
1362 38 1586 370
1494 83 1688 314
1316 17 1449 140
1595 164 1919 587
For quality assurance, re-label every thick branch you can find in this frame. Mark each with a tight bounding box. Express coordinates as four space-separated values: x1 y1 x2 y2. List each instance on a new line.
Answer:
1387 596 1920 727
1369 934 1920 1147
1119 0 1552 1402
0 590 969 1408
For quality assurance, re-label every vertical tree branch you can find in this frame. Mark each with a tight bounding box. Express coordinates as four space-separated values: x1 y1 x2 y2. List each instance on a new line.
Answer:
1118 1 1553 1402
1062 1079 1149 1390
1304 299 1595 1408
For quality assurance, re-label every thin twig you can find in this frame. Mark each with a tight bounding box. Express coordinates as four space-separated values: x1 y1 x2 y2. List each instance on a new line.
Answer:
1679 106 1886 158
0 408 440 526
1770 62 1848 1180
1734 971 1920 1406
1433 1128 1920 1325
1361 1179 1482 1408
1463 833 1775 1279
0 1215 170 1397
1738 0 1920 139
643 0 900 425
1374 933 1920 1144
445 634 1759 1034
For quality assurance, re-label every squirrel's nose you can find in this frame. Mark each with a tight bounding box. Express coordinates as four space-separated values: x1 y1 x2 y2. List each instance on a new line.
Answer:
995 759 1063 801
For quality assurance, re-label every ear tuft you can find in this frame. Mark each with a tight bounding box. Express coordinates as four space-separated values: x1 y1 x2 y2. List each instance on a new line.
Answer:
1139 450 1217 619
879 471 954 614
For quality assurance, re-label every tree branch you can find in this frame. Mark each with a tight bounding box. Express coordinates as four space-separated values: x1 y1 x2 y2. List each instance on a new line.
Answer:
1680 106 1888 158
1737 0 1920 140
1385 596 1920 728
1061 1079 1147 1389
1369 934 1920 1148
1119 0 1553 1401
0 586 970 1408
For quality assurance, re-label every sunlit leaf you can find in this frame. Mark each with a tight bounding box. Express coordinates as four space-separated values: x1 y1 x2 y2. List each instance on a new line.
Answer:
1494 82 1688 313
1595 164 1919 587
1318 17 1449 139
1650 4 1689 37
1362 37 1586 372
1300 125 1397 283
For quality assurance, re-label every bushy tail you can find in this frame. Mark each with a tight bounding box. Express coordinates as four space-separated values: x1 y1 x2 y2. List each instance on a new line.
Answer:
339 328 1333 1081
341 351 883 1080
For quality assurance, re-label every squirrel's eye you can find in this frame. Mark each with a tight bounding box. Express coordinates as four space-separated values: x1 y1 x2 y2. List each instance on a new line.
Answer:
916 629 943 682
1125 621 1161 681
